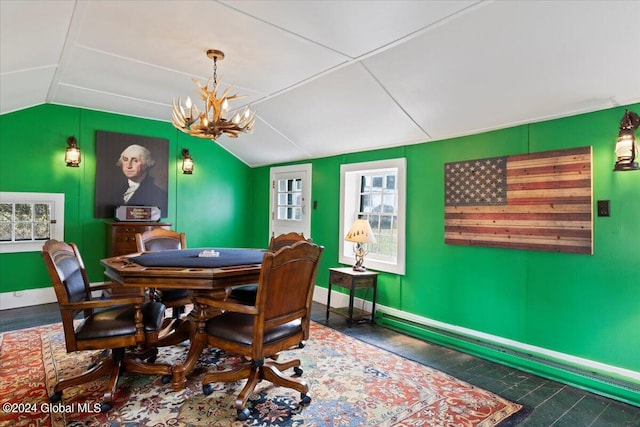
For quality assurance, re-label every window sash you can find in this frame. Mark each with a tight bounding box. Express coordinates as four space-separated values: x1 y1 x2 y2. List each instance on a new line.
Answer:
0 193 64 253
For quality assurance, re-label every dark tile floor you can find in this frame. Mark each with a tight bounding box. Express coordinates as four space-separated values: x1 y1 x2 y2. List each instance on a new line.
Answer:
1 302 639 426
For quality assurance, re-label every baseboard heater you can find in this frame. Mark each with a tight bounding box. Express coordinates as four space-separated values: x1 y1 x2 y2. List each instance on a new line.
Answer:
376 310 640 407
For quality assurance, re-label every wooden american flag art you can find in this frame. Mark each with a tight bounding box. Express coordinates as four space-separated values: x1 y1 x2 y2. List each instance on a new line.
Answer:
444 146 592 254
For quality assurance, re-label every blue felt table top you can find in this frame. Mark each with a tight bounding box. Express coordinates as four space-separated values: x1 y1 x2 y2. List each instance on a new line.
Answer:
130 248 265 268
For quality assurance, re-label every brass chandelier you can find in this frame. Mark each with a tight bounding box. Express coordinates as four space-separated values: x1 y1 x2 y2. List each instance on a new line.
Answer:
171 49 255 141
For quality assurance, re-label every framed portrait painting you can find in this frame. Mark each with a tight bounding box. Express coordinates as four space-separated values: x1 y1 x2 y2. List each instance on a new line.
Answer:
94 131 169 218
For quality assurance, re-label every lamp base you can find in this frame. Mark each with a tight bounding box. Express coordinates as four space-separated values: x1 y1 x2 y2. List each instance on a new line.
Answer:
614 161 639 171
352 246 367 271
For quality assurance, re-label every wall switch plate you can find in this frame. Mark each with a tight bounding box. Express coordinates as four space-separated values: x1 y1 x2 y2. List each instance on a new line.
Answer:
597 200 610 217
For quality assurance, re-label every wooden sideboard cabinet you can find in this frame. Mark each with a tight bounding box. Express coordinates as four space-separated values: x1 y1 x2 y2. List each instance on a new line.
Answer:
105 221 172 256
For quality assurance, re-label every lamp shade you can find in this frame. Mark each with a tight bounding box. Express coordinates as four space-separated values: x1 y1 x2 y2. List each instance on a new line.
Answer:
345 219 377 244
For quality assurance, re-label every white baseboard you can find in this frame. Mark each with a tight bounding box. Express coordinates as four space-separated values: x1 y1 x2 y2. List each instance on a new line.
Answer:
0 287 57 310
312 286 374 315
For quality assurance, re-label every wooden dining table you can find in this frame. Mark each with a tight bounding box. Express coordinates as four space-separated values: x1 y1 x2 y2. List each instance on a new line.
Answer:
101 247 265 390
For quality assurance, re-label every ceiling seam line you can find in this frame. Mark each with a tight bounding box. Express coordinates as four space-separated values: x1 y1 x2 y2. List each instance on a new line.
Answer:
56 82 170 106
360 63 431 139
216 1 354 59
255 116 314 160
46 0 89 103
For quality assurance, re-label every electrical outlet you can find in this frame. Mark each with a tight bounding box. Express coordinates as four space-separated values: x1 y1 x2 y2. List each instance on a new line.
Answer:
597 200 610 217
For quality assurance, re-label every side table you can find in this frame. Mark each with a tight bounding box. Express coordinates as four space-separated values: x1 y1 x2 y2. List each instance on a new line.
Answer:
326 267 378 327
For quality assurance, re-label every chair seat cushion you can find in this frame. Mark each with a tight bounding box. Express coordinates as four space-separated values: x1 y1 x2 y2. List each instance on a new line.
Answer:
159 289 190 302
205 311 301 346
75 302 166 341
229 284 258 304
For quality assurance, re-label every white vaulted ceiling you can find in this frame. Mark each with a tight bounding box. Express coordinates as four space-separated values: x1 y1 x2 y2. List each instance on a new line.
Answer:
1 0 639 167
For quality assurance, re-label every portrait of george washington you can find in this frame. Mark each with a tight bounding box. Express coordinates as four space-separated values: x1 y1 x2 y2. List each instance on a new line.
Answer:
95 131 168 218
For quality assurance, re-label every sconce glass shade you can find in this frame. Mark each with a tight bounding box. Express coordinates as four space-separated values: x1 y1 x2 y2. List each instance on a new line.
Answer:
614 110 640 171
181 148 194 174
614 130 638 171
64 136 81 167
345 218 376 271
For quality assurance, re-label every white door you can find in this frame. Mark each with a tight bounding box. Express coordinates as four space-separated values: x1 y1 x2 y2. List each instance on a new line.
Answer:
269 164 312 240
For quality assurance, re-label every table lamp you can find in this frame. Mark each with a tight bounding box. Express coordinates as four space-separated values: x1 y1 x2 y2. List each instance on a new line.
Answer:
345 219 377 271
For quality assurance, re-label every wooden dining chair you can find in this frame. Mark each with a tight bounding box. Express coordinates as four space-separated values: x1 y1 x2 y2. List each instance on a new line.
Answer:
41 239 169 412
193 240 323 421
135 228 191 319
228 232 312 304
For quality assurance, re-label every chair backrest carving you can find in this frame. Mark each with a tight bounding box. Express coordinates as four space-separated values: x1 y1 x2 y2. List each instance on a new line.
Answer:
136 229 186 252
269 232 312 251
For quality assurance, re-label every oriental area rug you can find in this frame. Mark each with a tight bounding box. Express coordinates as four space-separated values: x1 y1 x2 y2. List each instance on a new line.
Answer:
0 322 523 426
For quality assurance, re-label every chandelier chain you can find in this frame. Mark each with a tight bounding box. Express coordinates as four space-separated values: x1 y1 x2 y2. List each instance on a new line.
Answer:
213 57 218 85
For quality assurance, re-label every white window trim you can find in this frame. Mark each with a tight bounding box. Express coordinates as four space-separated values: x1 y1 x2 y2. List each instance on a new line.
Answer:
0 192 65 253
339 158 406 275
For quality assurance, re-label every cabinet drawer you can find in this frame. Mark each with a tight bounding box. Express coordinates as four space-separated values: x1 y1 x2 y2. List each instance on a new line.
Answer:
352 276 376 288
111 225 155 235
105 222 171 256
329 270 351 288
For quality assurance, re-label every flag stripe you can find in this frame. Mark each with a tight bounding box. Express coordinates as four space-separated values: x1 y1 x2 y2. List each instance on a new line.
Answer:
445 231 592 247
445 225 591 238
444 237 593 254
445 212 591 221
503 196 591 206
445 204 591 214
444 146 592 254
507 178 592 191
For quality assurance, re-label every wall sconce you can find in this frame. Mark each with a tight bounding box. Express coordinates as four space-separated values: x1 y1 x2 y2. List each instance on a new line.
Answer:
181 148 194 174
613 109 640 171
64 136 81 167
345 218 377 271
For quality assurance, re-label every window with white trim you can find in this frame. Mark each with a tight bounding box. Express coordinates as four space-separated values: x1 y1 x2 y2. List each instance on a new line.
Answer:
276 177 302 221
0 192 65 253
340 159 406 275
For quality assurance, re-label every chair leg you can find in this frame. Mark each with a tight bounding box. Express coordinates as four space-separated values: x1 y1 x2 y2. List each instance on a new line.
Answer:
201 363 253 396
52 352 115 396
262 362 308 395
100 358 123 412
234 364 262 411
267 358 300 373
99 348 128 412
124 356 171 377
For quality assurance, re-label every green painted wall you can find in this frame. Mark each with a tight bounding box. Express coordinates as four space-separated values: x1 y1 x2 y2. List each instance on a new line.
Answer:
0 104 253 291
2 102 639 403
248 103 640 398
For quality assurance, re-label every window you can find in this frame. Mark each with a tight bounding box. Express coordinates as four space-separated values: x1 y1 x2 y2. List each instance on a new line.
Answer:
340 159 406 275
0 192 65 253
276 177 302 221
